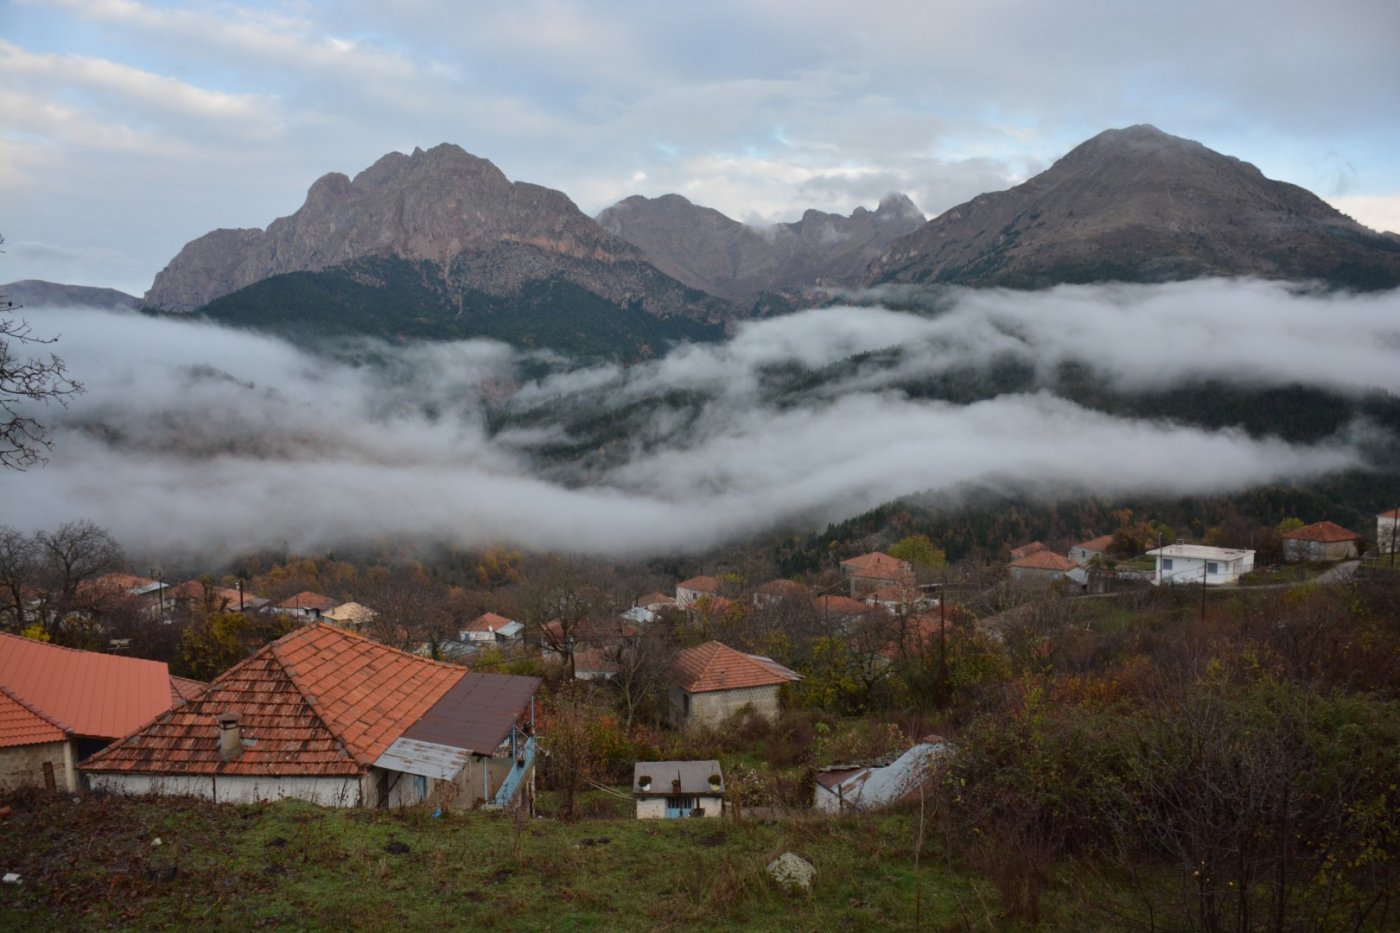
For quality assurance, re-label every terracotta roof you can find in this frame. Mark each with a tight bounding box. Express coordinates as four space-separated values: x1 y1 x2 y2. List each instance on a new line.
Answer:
1073 535 1115 553
81 624 464 776
840 552 913 581
1282 521 1362 543
169 676 207 704
1010 550 1079 572
755 579 808 597
1010 541 1049 561
166 580 207 601
80 573 158 595
0 682 68 748
1379 509 1400 520
275 591 339 612
671 641 800 693
0 632 174 740
634 592 676 609
463 612 515 633
676 576 722 594
818 595 874 616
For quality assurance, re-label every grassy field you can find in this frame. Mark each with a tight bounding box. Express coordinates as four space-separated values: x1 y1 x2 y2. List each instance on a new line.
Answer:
0 789 1100 931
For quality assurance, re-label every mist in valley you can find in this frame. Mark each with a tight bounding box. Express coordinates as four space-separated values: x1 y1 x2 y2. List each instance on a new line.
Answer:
3 278 1396 562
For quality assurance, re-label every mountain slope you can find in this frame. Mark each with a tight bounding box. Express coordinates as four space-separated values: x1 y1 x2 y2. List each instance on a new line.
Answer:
2 280 140 310
866 125 1400 290
597 193 924 304
143 144 732 326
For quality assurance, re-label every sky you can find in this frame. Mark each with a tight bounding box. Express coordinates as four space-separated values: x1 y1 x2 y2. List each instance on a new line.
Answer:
2 280 1395 563
2 0 1399 297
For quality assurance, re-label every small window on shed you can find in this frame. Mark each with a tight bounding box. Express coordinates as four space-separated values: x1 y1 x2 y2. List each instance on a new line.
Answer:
1206 561 1219 575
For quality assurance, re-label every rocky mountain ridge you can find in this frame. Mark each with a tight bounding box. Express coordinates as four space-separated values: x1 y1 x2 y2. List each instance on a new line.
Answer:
867 124 1400 290
596 192 925 305
143 144 725 323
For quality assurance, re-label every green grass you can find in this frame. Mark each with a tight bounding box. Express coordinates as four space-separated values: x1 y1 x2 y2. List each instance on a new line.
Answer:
0 791 1091 931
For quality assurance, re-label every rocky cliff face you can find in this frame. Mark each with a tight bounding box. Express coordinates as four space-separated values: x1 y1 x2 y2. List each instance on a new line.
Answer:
867 125 1400 290
144 144 721 319
597 192 925 304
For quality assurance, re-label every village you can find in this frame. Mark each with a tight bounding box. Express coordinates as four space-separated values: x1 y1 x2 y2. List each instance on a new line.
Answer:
1 509 1398 926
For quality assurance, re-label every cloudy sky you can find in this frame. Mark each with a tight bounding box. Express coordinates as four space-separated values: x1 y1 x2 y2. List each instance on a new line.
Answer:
3 0 1399 296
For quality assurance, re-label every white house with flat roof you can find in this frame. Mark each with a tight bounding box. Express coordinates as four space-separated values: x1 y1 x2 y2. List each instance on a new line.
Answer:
1146 543 1254 586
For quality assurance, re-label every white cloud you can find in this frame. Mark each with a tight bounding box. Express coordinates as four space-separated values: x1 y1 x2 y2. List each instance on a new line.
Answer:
1 280 1390 562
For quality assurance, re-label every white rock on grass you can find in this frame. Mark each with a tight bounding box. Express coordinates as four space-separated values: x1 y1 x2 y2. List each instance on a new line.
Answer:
766 851 816 894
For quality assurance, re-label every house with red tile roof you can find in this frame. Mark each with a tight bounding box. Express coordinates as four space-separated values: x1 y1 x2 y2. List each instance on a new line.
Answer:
1008 549 1080 583
460 612 524 645
1068 535 1115 564
668 640 800 728
675 576 723 609
272 591 340 622
1009 541 1050 562
751 579 810 609
839 552 915 596
0 633 185 792
81 624 542 811
1281 521 1363 562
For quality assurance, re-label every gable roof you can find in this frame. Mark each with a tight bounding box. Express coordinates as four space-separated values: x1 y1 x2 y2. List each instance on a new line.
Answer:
463 612 515 633
671 641 801 693
676 575 721 594
634 592 676 609
1073 534 1115 553
1009 541 1049 561
818 594 875 617
1010 550 1079 572
275 591 339 612
81 624 464 776
0 632 174 740
1281 520 1362 543
839 552 913 581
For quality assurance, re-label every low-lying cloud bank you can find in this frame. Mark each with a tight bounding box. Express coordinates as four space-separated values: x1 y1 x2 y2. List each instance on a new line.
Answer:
3 279 1396 560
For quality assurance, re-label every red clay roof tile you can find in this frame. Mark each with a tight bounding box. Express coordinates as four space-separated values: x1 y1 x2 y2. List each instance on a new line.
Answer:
1281 521 1362 543
82 624 465 777
671 641 800 693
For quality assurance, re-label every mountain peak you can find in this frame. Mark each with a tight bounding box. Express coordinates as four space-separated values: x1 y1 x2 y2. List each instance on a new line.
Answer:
867 126 1400 290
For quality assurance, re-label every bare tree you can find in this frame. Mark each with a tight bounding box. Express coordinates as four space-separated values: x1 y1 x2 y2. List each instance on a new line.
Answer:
0 525 39 629
1 237 83 469
35 518 123 636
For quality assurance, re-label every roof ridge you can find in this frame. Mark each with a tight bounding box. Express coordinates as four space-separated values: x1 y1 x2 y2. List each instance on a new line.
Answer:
270 623 467 765
0 680 72 735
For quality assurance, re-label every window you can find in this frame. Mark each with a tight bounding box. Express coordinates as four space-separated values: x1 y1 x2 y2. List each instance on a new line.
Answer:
1162 558 1173 570
665 796 696 810
1206 561 1219 575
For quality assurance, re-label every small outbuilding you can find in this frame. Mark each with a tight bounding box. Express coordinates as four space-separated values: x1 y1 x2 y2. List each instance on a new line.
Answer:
814 737 951 813
633 760 724 819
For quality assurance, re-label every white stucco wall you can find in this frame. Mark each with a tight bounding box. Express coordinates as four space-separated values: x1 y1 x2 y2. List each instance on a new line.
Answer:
635 793 723 818
85 772 367 806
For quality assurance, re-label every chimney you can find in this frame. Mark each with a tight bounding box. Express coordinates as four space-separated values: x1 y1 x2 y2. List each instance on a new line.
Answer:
216 713 242 761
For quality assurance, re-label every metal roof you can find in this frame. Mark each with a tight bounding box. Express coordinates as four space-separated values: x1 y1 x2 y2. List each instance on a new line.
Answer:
0 632 173 741
633 760 724 797
374 737 472 781
400 672 541 756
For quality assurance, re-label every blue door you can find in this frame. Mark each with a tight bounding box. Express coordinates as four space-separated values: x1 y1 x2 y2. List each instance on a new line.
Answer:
665 795 695 818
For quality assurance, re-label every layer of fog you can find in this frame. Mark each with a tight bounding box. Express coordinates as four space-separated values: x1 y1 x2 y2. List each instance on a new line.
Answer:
2 279 1395 561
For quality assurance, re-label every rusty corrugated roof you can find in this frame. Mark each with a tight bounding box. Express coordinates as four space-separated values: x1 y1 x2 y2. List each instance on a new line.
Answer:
0 633 173 740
